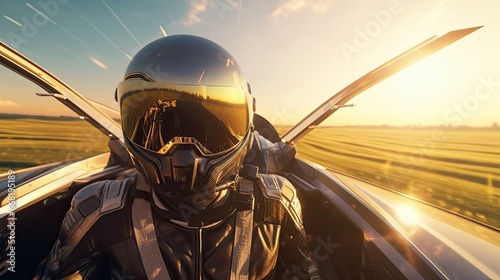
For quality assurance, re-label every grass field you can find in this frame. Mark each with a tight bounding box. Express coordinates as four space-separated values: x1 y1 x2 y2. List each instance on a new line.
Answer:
1 118 499 229
277 126 500 229
0 118 109 171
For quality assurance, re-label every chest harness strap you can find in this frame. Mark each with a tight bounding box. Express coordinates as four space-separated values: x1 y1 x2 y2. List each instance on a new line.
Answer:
132 176 171 280
230 179 255 280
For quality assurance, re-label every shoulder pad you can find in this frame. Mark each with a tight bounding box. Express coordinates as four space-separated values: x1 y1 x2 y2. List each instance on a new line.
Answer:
257 174 282 199
256 174 303 228
58 177 135 258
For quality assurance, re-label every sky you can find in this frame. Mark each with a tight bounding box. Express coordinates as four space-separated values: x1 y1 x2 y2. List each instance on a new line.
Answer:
0 0 499 127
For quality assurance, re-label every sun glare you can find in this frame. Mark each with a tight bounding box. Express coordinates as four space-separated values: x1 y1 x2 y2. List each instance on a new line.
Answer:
391 55 452 106
396 204 419 225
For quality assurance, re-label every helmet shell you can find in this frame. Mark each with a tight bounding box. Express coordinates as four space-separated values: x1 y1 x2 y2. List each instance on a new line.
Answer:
118 35 253 212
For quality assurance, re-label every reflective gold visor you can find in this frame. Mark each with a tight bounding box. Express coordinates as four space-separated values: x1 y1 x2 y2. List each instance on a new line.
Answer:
118 79 249 155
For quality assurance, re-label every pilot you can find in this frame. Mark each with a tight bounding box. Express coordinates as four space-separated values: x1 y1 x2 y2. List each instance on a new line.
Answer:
34 35 318 279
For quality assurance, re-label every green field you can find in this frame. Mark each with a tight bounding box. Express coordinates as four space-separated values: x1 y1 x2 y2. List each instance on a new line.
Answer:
0 118 109 171
1 118 499 229
277 126 500 229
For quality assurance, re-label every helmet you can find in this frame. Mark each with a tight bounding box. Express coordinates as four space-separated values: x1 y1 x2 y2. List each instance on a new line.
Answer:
117 35 253 212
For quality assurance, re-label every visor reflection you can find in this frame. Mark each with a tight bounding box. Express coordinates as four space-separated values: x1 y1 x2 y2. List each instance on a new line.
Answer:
119 80 248 155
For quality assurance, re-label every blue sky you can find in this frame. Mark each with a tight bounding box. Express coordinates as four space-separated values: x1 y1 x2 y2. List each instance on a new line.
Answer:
0 0 499 126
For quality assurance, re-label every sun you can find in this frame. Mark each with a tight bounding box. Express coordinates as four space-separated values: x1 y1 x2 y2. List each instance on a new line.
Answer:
370 52 464 125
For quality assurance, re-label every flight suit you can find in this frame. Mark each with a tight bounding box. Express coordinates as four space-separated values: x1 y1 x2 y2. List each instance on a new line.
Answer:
34 172 317 280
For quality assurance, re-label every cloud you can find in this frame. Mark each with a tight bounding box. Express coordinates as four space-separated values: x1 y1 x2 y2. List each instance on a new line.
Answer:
271 0 332 19
0 100 20 107
183 0 209 26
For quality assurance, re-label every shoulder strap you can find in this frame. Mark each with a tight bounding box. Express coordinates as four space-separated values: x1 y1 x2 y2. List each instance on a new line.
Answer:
132 175 171 280
230 179 254 280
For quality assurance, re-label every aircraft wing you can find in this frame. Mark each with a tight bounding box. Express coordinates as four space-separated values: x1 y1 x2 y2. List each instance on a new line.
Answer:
0 41 123 142
281 26 483 144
